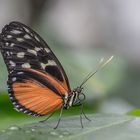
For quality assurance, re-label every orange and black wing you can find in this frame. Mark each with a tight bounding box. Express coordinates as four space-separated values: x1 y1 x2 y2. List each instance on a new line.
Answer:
0 21 70 91
0 21 70 116
8 68 67 116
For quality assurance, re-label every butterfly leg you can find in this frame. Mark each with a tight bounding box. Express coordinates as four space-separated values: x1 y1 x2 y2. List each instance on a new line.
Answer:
80 103 91 128
80 104 84 128
82 108 91 122
39 112 55 123
54 107 64 129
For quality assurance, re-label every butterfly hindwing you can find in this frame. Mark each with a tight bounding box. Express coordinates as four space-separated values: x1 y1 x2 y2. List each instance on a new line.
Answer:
0 21 70 91
8 68 66 116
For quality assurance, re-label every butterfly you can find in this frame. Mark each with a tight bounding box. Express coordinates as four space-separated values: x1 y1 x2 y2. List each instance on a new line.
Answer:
0 21 113 129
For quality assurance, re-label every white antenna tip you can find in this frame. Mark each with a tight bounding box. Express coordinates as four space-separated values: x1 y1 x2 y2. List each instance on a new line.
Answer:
109 55 114 61
100 55 114 68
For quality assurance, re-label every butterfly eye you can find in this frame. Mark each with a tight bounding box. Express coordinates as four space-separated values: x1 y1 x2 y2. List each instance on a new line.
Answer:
78 93 86 102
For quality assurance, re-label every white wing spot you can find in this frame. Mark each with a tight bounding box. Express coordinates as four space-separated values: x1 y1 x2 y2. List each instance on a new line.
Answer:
34 35 40 42
17 38 24 42
23 27 30 33
27 49 37 55
17 72 24 75
48 60 57 66
17 52 25 58
24 110 28 113
11 30 22 34
6 51 10 56
5 42 9 46
10 97 14 100
7 35 12 38
6 51 13 56
24 34 31 39
10 43 15 47
12 77 17 82
45 48 50 53
19 108 24 111
41 63 46 69
13 102 16 105
9 60 16 67
41 60 57 69
35 47 41 51
15 105 20 108
14 108 20 112
22 63 31 68
28 113 32 115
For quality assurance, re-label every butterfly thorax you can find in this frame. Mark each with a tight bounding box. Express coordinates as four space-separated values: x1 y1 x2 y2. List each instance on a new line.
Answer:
63 87 85 109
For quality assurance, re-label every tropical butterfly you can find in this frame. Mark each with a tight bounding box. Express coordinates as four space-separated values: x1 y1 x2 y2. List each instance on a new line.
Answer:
0 21 113 129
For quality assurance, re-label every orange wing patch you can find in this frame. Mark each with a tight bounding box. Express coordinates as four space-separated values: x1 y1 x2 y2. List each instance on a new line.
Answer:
12 79 63 116
28 69 69 96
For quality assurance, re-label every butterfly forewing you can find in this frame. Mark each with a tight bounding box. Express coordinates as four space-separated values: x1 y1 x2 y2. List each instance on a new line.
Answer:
0 21 70 91
0 21 71 116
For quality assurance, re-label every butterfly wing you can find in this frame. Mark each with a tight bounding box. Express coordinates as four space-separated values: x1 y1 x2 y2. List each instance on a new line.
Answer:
0 21 70 116
8 68 66 116
0 21 70 91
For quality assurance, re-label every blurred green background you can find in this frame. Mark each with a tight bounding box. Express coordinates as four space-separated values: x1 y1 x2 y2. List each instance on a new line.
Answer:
0 0 140 130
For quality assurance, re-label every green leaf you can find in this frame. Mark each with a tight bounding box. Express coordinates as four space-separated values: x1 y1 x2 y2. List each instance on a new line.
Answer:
0 114 140 140
127 109 140 116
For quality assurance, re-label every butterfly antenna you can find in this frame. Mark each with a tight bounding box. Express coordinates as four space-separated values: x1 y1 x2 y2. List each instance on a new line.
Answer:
80 56 114 87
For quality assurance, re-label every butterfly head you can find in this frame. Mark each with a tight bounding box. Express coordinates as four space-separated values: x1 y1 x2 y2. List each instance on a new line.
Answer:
63 86 85 109
72 86 86 105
